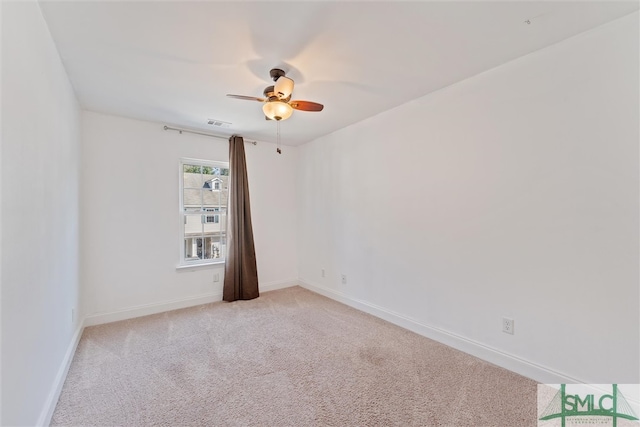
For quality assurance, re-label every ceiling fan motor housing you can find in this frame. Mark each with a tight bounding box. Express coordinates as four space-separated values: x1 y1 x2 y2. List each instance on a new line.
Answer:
263 85 275 98
264 85 290 102
269 68 286 81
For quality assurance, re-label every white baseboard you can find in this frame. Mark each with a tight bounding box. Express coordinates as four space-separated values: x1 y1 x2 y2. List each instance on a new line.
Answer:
299 280 583 385
37 320 85 427
260 279 299 293
84 292 222 326
84 280 299 327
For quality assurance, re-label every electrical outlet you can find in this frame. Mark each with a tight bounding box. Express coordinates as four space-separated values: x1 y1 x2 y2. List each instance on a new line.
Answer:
502 317 514 335
321 269 325 278
341 274 347 284
71 308 75 323
213 273 220 282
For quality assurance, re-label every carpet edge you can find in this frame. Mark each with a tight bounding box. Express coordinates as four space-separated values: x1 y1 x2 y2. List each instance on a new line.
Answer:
84 279 299 327
37 320 85 427
84 292 223 327
298 279 585 385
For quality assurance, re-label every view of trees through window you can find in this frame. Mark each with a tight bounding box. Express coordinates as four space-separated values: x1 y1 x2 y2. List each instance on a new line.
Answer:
180 161 229 264
183 165 229 175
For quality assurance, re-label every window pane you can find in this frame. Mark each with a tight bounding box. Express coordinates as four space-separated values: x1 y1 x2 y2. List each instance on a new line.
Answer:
183 165 204 189
183 164 200 174
183 189 202 212
204 235 226 260
184 238 203 261
203 214 221 232
195 238 205 260
184 214 203 238
201 172 228 210
204 236 215 259
202 186 219 209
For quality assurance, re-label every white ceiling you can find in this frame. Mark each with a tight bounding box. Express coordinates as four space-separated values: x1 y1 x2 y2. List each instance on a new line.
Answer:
39 1 638 146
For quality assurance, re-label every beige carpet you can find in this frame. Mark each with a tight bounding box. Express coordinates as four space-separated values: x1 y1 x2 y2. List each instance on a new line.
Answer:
52 286 537 426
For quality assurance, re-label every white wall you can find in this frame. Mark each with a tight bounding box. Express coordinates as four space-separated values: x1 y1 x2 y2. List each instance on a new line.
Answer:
297 13 639 384
81 112 298 322
1 2 82 425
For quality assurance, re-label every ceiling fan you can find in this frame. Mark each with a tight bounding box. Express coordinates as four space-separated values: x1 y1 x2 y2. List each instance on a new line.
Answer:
227 68 324 121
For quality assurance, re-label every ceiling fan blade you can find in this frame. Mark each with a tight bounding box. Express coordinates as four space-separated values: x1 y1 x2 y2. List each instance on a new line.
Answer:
226 94 265 102
290 100 324 112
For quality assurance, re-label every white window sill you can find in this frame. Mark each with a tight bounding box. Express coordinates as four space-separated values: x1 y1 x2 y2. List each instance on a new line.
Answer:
176 260 225 270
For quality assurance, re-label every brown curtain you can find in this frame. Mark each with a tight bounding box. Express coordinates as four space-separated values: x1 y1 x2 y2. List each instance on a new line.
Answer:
223 135 259 302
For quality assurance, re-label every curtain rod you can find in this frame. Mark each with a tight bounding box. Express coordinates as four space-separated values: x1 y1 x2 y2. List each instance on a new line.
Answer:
163 125 257 145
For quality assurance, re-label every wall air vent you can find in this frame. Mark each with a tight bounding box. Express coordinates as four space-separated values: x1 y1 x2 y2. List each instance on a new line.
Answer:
207 119 231 128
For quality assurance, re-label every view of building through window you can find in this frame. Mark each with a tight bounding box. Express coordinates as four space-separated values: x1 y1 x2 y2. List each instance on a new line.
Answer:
181 161 229 264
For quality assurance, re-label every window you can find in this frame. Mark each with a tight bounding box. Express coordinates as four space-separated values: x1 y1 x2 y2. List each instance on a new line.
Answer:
179 159 229 266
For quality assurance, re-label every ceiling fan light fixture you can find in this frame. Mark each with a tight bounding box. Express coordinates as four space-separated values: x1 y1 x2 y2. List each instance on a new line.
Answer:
263 101 293 121
274 76 294 99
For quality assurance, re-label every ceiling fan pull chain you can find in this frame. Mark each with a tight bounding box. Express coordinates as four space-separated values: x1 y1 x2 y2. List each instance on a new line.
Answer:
276 120 282 154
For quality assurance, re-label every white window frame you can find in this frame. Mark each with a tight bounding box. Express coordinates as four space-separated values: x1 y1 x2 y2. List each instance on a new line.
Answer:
178 157 229 268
